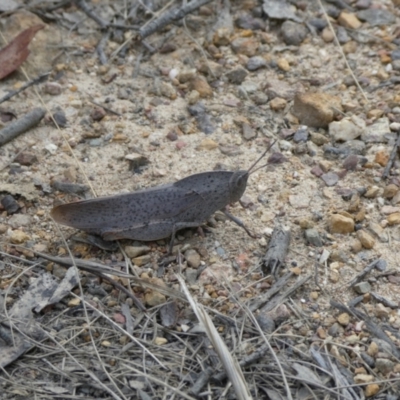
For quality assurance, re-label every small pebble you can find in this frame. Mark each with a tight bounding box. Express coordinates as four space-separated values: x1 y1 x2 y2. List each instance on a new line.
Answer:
197 138 218 151
329 214 354 234
246 56 267 71
44 82 62 95
90 107 106 121
8 214 31 228
387 212 400 225
383 184 398 199
14 151 38 166
304 229 323 247
338 12 362 29
356 230 375 249
10 230 30 244
125 245 151 258
190 77 213 98
187 90 200 105
145 290 166 307
225 68 248 84
281 20 308 45
337 313 350 326
1 195 20 214
354 281 371 294
242 122 256 140
342 155 359 171
357 9 395 27
185 249 201 269
230 37 259 57
293 92 342 128
166 130 178 141
321 172 339 186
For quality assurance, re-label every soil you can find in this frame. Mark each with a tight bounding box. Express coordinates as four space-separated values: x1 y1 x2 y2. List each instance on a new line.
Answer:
1 0 400 398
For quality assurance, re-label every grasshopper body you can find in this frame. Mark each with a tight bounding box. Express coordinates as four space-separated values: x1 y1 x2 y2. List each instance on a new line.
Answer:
51 145 273 251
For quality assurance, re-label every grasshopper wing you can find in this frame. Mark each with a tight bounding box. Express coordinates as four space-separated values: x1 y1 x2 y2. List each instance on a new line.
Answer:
51 184 203 234
174 170 233 193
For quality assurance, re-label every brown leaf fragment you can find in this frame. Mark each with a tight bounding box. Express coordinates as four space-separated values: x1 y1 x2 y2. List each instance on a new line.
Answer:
0 24 45 80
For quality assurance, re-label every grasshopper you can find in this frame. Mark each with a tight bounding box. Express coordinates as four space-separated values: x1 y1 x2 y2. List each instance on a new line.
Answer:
51 142 274 252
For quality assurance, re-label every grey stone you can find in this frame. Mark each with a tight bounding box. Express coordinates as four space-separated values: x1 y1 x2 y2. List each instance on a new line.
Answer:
321 172 339 187
338 140 366 155
360 352 375 367
329 117 365 142
392 60 400 71
342 154 359 171
357 9 395 26
281 20 308 46
309 18 327 30
242 123 257 140
246 56 267 71
336 27 350 44
353 281 371 294
256 314 275 333
225 68 248 84
53 264 67 279
185 268 198 285
251 92 269 105
263 0 302 22
235 14 265 30
375 358 395 375
374 259 387 271
355 0 371 10
293 126 308 143
239 82 258 94
328 322 344 337
361 117 394 143
8 214 32 228
391 49 400 60
305 229 323 247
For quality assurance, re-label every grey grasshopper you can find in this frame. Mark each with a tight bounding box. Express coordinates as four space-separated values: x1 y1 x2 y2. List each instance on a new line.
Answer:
51 142 274 252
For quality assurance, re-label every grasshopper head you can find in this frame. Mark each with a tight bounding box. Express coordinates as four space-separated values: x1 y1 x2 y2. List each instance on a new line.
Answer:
229 170 249 203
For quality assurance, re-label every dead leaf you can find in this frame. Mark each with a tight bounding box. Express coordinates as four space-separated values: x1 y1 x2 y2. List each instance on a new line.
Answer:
0 24 45 80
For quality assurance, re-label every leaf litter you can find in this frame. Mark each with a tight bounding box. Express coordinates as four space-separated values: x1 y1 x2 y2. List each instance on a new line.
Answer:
0 0 400 399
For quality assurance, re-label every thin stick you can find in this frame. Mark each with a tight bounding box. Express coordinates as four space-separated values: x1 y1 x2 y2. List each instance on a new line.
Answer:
75 0 108 29
0 108 46 147
316 0 368 103
88 98 122 116
0 71 50 105
139 0 214 39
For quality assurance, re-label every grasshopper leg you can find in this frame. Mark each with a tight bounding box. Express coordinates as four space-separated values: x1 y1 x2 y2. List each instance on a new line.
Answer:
222 209 258 238
168 221 204 254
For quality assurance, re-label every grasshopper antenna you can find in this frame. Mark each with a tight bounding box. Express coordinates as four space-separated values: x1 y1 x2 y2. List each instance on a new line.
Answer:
248 139 277 175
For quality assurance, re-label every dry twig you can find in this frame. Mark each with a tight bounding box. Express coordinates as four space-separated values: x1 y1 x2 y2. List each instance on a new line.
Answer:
0 107 46 147
139 0 214 39
0 71 50 105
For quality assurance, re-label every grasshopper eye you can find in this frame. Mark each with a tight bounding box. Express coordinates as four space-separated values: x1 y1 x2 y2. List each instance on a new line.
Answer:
235 172 248 187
